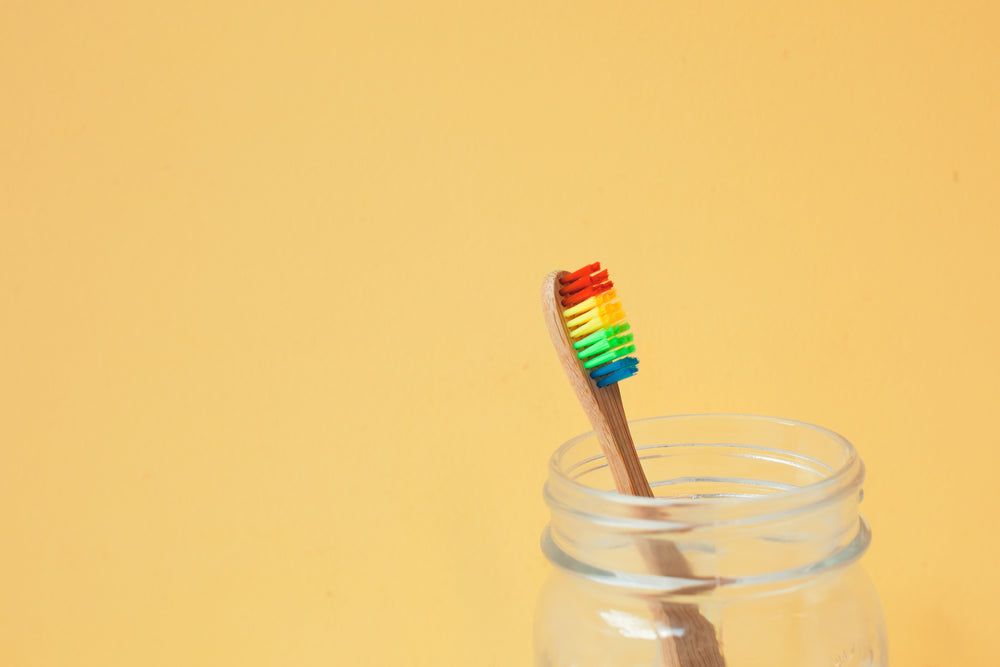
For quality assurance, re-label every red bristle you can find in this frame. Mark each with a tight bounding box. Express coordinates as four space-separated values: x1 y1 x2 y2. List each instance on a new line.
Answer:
558 268 611 296
559 275 591 296
561 280 613 307
562 284 598 307
561 291 586 308
559 262 601 285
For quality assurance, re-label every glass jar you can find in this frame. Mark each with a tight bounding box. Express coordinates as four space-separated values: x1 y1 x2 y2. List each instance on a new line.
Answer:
535 414 887 666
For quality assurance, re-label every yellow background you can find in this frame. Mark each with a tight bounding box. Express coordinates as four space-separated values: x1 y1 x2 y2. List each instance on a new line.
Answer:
2 1 998 665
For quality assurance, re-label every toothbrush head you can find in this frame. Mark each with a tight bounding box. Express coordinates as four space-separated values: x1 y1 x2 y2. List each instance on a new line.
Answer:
558 263 639 387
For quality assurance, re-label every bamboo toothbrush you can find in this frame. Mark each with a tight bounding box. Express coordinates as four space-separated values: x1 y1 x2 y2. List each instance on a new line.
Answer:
542 263 726 667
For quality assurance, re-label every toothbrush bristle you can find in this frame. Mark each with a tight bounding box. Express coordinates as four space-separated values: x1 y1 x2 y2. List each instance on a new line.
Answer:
559 262 639 387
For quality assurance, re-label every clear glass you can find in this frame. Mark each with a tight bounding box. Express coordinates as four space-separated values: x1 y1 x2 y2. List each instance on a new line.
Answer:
535 414 888 666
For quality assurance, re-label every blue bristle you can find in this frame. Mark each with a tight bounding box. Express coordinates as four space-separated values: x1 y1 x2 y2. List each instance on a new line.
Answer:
589 356 638 386
596 365 638 387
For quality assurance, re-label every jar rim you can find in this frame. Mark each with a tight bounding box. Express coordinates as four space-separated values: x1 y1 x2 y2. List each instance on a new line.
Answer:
548 413 862 520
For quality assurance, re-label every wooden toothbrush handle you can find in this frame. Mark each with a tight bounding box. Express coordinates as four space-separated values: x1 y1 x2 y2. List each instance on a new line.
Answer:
542 271 726 667
599 384 725 667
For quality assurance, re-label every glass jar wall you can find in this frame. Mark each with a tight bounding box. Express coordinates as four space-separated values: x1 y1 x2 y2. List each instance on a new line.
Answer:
535 414 887 666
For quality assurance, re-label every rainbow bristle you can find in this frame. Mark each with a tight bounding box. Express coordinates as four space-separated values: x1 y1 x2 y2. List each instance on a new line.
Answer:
573 322 631 351
558 262 639 387
567 300 624 338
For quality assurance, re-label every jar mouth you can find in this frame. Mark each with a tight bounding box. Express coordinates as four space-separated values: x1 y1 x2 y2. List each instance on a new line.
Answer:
547 413 864 528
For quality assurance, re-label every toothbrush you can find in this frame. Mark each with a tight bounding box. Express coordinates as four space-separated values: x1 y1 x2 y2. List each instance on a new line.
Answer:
542 263 726 667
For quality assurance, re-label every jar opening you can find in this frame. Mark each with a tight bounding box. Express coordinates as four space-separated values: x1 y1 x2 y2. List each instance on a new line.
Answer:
547 414 864 527
543 414 870 588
